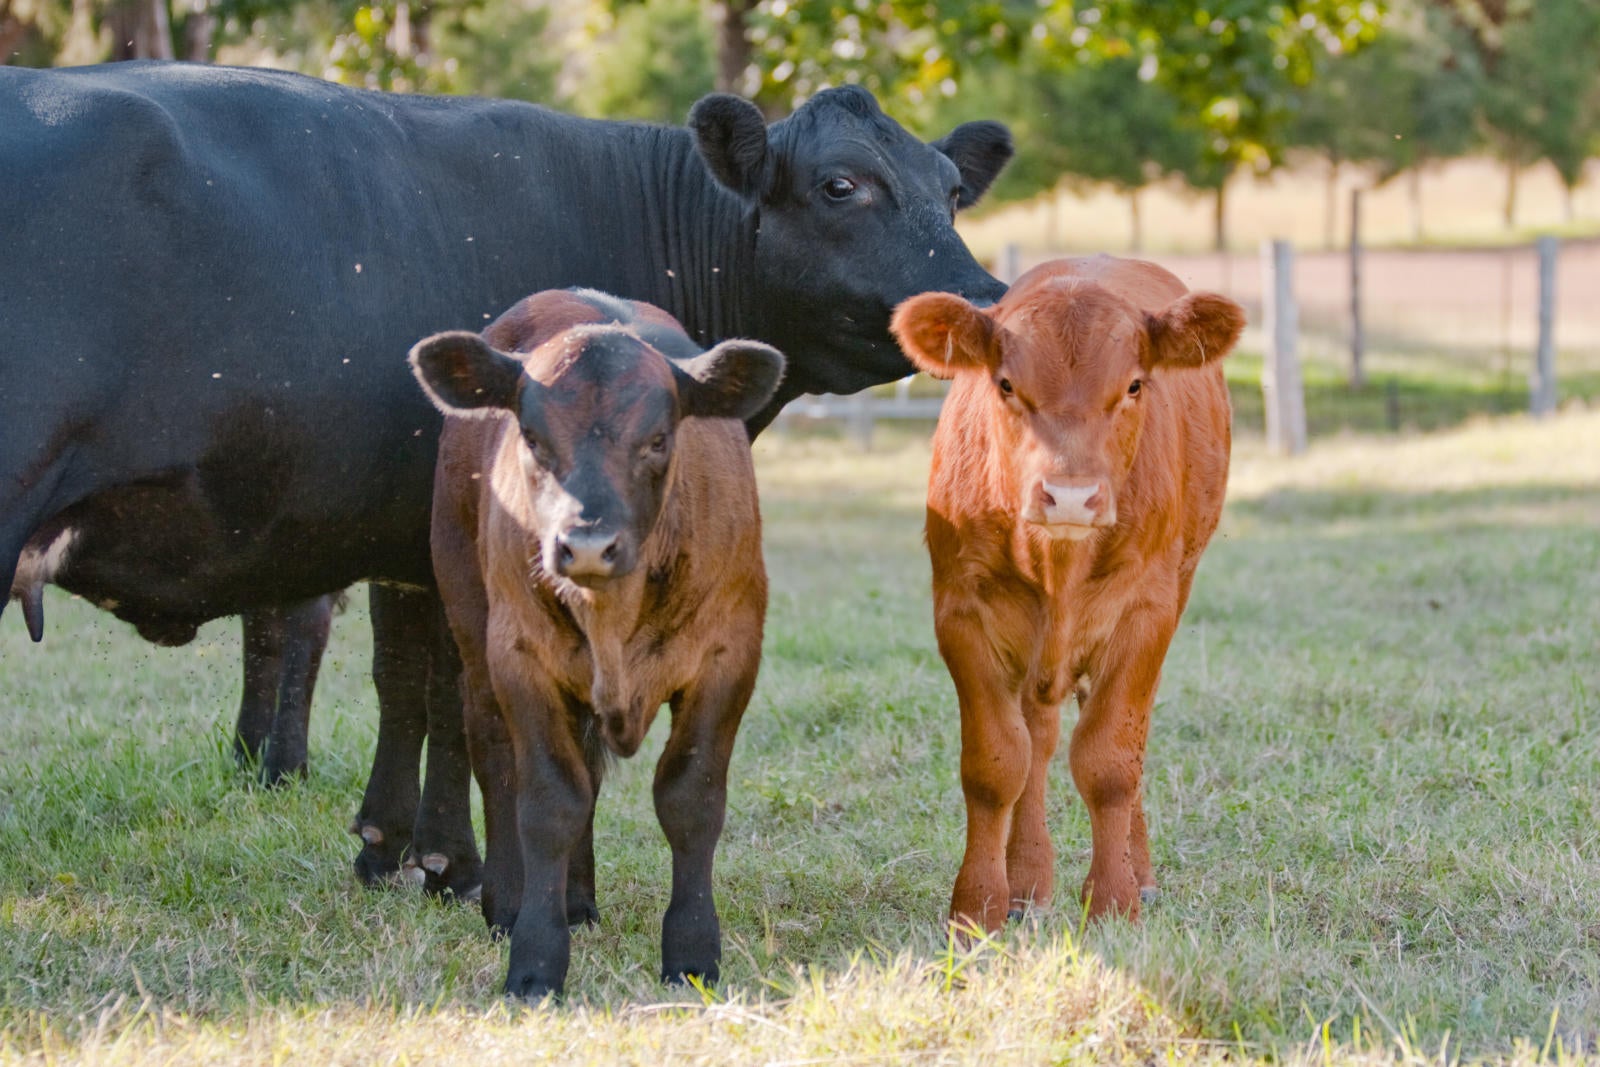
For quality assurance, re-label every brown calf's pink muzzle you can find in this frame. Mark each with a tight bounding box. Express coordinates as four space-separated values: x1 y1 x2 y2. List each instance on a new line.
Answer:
1027 478 1114 539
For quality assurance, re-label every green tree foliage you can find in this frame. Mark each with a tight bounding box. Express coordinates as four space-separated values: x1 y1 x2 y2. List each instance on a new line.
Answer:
574 0 714 122
1486 0 1600 217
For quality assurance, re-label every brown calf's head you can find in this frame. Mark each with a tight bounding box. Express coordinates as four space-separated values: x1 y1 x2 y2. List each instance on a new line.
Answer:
892 273 1245 540
411 321 783 587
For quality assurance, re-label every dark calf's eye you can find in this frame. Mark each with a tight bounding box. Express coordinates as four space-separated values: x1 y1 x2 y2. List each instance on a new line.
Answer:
823 177 857 201
648 432 668 454
1127 379 1142 397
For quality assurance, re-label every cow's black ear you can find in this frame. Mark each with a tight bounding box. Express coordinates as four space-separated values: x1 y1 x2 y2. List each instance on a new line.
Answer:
409 331 524 417
672 340 785 421
932 121 1013 209
689 93 770 199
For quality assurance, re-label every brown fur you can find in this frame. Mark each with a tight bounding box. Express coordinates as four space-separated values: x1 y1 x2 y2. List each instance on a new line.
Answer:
421 289 773 995
891 255 1245 931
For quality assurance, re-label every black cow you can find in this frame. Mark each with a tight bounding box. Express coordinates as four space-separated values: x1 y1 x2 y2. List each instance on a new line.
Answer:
1 62 1010 897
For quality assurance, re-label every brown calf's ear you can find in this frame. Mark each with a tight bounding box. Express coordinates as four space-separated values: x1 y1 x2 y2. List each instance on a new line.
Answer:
890 292 998 380
1147 291 1247 371
672 340 786 422
408 331 525 417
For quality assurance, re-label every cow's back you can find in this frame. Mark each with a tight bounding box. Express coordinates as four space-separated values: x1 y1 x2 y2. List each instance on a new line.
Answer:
0 63 591 609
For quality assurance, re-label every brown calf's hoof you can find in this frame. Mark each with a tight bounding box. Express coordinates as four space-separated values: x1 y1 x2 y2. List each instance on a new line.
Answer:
1139 886 1161 906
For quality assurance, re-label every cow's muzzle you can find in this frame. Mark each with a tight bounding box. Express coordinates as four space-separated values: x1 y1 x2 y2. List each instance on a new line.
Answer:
551 527 632 585
1023 479 1115 539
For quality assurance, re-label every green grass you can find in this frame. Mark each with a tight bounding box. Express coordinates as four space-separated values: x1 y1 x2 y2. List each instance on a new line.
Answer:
2 410 1598 1064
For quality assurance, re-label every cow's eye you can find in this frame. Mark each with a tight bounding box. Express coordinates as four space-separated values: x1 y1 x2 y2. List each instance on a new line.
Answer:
998 377 1014 396
823 177 858 201
648 432 668 455
1127 379 1143 397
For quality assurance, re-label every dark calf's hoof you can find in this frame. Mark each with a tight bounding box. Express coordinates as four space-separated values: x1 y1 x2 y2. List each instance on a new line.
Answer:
566 897 599 929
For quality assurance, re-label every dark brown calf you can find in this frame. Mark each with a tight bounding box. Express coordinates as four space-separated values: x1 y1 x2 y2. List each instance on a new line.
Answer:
411 288 783 999
891 256 1245 931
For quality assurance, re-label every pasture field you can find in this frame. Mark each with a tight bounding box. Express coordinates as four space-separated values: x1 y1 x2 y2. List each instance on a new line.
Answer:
1 406 1597 1065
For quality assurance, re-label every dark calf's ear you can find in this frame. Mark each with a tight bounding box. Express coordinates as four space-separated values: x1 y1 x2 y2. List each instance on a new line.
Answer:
409 331 525 416
689 93 770 199
672 340 786 422
1146 292 1247 371
932 121 1013 209
890 292 998 379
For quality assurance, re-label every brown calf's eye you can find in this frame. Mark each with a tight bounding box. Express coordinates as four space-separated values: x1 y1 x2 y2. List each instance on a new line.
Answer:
999 377 1014 396
1128 379 1142 397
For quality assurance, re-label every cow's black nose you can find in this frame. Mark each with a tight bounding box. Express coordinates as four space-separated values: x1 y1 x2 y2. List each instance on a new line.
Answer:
554 528 621 579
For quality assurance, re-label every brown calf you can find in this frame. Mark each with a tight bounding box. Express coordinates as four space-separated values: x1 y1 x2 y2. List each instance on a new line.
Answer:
410 288 784 999
891 255 1245 932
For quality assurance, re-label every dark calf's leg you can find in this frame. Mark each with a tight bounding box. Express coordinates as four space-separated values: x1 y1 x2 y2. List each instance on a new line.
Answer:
652 648 758 986
565 737 605 928
504 697 595 1001
351 583 427 884
235 596 335 786
405 612 482 899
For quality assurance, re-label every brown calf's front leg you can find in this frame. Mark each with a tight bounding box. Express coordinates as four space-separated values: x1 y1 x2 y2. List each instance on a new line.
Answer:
1068 608 1176 921
1005 675 1067 919
503 682 596 1001
652 641 759 986
939 607 1034 935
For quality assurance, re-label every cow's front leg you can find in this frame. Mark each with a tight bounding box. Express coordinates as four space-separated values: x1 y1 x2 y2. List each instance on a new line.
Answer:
1005 676 1065 918
938 604 1035 935
652 643 758 986
1069 607 1175 921
235 595 335 786
503 685 594 1001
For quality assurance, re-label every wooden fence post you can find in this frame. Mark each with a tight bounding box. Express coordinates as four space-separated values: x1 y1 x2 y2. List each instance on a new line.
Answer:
1531 235 1558 416
1349 188 1365 389
997 243 1021 285
1261 239 1307 455
848 390 874 451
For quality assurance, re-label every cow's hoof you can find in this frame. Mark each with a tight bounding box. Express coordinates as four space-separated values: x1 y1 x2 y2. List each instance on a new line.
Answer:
505 973 563 1004
407 851 483 902
350 819 408 887
1007 907 1026 923
662 963 718 988
566 899 599 929
1138 886 1161 906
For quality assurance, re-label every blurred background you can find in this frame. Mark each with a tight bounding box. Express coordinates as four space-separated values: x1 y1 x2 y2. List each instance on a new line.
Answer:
5 0 1597 440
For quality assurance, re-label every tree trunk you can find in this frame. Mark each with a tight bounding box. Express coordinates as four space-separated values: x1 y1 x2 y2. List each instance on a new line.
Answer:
714 1 756 96
1212 182 1227 253
1409 166 1424 243
105 0 173 59
183 4 215 61
1503 157 1518 230
1129 187 1143 253
1564 181 1576 224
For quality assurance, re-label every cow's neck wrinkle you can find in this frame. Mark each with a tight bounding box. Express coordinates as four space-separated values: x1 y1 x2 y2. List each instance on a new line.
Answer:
601 125 757 349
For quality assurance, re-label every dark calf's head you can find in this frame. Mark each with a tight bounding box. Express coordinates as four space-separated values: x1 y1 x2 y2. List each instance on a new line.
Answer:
892 276 1245 540
690 87 1013 399
411 320 783 588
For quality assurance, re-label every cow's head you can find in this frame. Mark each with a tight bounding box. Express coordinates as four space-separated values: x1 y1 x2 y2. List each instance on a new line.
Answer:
892 274 1245 540
689 86 1012 412
410 324 783 587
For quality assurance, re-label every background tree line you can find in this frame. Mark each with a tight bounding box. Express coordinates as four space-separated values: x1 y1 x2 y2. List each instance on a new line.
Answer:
4 0 1597 249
